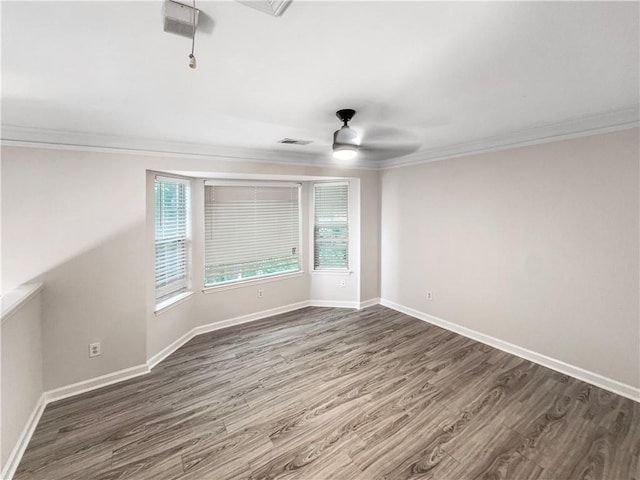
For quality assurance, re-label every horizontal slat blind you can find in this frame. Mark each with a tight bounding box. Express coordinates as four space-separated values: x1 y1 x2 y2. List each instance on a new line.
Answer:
204 184 300 286
314 183 349 269
155 179 190 302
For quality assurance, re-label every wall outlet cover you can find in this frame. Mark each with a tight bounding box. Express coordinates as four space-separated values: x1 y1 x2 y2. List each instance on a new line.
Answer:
89 342 101 357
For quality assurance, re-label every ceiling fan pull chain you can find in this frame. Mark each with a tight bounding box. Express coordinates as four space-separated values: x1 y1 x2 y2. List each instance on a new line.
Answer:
188 0 196 69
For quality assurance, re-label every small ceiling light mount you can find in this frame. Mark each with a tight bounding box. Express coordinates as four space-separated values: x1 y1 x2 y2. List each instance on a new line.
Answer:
332 109 359 161
163 0 199 38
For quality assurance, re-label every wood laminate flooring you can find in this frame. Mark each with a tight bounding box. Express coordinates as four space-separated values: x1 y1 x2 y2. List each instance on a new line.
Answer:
15 305 640 480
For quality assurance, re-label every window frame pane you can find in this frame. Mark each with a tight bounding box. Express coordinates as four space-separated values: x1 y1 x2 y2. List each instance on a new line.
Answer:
154 177 191 305
204 182 302 288
313 182 350 271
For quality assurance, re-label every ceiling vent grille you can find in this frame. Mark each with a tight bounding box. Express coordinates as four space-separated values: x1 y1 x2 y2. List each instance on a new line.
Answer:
163 0 199 38
278 138 313 145
236 0 293 17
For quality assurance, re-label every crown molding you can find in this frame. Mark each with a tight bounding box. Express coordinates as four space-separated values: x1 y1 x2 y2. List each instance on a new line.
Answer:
2 105 637 171
379 106 639 169
0 125 367 169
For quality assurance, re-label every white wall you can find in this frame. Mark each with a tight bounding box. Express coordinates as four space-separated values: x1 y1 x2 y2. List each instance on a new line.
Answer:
1 146 380 389
2 148 147 390
360 173 381 302
1 286 43 471
381 128 640 388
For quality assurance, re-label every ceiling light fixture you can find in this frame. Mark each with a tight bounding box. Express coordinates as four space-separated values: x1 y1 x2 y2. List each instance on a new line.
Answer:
188 0 197 69
332 109 358 161
332 144 358 161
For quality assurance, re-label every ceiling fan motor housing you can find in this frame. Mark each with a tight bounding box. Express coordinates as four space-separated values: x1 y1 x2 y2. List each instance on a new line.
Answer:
332 109 359 160
333 125 359 148
333 108 359 151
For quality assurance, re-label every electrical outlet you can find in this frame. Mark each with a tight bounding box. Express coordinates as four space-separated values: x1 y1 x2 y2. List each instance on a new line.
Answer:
257 289 264 299
427 291 433 301
89 342 101 358
340 279 346 288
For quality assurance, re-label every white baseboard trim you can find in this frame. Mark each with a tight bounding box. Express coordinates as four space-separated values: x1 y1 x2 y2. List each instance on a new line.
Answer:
308 300 359 309
380 298 640 402
193 301 312 337
147 329 196 371
1 393 46 480
45 364 150 404
358 298 380 309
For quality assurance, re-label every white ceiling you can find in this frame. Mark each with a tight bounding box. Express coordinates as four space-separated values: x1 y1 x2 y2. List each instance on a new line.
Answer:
2 1 639 167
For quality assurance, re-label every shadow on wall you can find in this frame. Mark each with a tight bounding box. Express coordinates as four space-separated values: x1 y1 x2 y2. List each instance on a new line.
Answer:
27 222 148 391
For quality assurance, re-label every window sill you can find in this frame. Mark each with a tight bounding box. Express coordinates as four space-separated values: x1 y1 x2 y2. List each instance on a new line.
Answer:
155 291 194 316
203 271 305 294
311 269 352 276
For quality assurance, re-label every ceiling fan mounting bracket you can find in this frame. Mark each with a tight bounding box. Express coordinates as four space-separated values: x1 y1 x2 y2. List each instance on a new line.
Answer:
336 109 356 126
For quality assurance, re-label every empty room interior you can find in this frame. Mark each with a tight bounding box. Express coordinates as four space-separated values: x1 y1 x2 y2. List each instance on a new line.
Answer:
1 1 639 479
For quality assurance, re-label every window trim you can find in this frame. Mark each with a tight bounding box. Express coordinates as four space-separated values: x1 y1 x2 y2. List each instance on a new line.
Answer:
203 180 303 289
312 181 350 273
202 270 305 294
154 291 194 316
154 175 192 310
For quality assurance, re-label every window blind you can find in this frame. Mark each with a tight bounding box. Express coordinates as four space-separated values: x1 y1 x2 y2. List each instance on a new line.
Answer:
314 183 349 270
204 183 301 286
155 177 190 302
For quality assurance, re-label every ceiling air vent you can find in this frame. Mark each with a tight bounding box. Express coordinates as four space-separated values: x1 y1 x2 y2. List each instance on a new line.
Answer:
278 138 313 146
163 0 199 38
236 0 293 17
